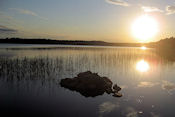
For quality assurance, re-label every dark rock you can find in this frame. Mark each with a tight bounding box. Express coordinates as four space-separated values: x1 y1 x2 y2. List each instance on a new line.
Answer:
113 84 121 92
60 71 122 97
106 88 113 94
113 92 122 97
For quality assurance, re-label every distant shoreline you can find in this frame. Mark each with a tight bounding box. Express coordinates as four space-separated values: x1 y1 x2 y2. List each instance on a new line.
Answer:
0 37 175 60
0 44 151 50
0 38 155 48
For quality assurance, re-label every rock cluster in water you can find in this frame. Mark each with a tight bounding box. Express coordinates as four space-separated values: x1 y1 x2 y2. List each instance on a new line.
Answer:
60 71 122 97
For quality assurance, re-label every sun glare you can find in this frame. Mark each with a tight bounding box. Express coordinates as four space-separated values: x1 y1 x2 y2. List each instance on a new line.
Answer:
141 46 147 50
136 60 150 72
131 15 159 42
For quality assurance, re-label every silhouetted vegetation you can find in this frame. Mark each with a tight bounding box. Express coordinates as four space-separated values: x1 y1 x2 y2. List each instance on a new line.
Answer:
155 37 175 51
0 38 144 47
0 38 110 45
0 56 62 82
154 37 175 61
0 37 174 49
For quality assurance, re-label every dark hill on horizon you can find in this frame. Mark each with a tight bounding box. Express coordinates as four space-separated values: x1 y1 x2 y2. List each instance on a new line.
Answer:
0 38 108 46
153 37 175 61
0 38 148 47
0 37 175 49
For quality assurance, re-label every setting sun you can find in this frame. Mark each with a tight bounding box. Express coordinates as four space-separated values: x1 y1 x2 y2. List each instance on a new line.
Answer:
131 15 159 42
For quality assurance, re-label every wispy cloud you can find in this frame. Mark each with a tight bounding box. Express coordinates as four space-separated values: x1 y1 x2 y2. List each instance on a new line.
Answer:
166 5 175 15
0 25 18 34
10 8 48 20
0 11 30 35
10 8 37 16
0 11 13 20
141 6 163 13
106 0 130 7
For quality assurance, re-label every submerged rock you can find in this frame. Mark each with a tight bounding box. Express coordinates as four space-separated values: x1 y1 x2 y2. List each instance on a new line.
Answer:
113 92 123 97
60 71 122 97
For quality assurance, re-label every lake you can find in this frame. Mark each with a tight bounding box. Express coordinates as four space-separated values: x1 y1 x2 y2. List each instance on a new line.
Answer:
0 44 175 117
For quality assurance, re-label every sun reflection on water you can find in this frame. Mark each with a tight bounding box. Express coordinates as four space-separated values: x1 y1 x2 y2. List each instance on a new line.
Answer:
136 60 150 72
141 46 147 50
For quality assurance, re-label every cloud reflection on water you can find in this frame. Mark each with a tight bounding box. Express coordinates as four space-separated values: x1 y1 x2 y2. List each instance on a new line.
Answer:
125 107 138 117
137 82 159 88
99 101 119 117
150 112 160 117
162 80 175 93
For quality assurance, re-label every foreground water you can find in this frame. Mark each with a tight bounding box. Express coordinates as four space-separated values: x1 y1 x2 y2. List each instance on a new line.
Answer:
0 44 175 117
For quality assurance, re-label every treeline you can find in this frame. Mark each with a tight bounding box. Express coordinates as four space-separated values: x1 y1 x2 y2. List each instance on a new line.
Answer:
155 37 175 49
0 38 144 47
154 37 175 61
0 38 108 45
155 37 175 52
0 37 175 48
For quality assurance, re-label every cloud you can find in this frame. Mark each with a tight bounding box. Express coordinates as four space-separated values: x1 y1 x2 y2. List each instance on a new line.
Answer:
106 0 130 7
137 82 159 88
0 11 24 28
0 11 13 20
11 8 37 16
166 5 175 15
141 6 163 13
10 8 48 20
0 25 18 33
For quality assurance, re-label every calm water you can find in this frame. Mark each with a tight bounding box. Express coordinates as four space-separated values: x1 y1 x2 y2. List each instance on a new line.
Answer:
0 44 175 117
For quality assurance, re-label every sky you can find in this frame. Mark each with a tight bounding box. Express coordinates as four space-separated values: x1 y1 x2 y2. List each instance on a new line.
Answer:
0 0 175 42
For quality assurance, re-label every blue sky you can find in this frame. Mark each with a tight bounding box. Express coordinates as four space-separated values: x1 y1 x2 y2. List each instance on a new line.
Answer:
0 0 175 42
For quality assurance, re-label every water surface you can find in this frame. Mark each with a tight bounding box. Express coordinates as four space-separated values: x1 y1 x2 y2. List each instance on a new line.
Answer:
0 44 175 117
